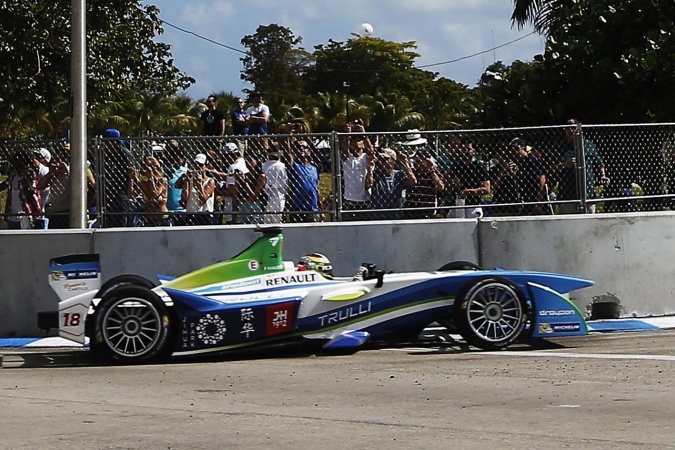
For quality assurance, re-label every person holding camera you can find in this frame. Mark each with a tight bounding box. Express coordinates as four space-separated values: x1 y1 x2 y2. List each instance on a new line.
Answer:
176 153 216 226
340 119 375 221
134 156 170 227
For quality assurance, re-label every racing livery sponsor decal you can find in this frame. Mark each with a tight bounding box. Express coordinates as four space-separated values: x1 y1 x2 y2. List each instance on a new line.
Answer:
51 269 99 281
539 322 582 334
318 302 372 327
195 314 227 345
63 282 89 292
179 302 298 350
50 270 67 281
265 273 316 287
221 278 262 290
266 302 296 335
539 309 576 317
248 260 260 271
264 264 284 271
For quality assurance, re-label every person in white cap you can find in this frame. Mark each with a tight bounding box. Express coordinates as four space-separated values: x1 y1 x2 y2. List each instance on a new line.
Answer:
33 148 52 211
220 142 249 224
176 153 215 225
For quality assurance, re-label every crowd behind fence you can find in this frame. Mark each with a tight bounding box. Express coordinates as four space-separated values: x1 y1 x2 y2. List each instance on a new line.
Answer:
1 123 675 229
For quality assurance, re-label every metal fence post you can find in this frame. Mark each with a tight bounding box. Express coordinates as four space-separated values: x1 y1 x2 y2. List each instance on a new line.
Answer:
94 136 104 227
330 131 342 222
575 123 588 214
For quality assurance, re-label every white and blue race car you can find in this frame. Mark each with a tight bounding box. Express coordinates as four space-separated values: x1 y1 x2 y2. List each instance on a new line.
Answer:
45 227 593 364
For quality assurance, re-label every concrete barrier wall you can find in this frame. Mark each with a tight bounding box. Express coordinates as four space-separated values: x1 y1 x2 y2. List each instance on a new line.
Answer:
0 220 478 336
2 214 674 336
478 212 675 317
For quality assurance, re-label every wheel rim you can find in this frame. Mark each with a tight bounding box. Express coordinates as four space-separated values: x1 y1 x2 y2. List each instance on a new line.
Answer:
465 282 524 343
101 297 162 357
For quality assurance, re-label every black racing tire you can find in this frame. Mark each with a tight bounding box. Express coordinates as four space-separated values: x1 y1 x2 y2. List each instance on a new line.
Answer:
438 261 482 271
97 274 156 300
91 285 173 364
454 277 527 350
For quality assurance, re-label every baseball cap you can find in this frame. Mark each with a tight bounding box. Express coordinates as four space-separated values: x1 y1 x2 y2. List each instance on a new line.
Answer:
510 137 527 150
194 153 207 165
224 142 240 154
34 148 52 163
102 128 121 138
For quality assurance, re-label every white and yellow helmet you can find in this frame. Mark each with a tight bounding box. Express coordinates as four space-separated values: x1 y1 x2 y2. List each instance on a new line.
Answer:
298 253 333 279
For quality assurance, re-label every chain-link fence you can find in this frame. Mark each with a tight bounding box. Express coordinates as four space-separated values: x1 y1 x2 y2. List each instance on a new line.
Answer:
2 123 675 228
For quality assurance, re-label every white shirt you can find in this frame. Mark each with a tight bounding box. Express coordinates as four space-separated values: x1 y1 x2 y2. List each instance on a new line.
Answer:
262 159 288 191
342 153 369 202
185 176 214 213
226 157 249 187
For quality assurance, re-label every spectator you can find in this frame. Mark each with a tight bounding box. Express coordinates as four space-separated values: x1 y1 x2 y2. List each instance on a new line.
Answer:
550 119 609 214
340 119 374 220
370 148 416 220
238 150 266 224
286 139 322 223
134 156 170 227
176 153 216 226
198 95 226 140
231 97 249 136
163 140 188 224
33 148 51 212
37 146 70 228
221 143 249 224
490 138 549 216
245 92 270 136
446 141 490 218
404 149 445 219
398 129 428 152
101 128 133 227
437 137 462 212
205 148 228 225
0 150 44 229
261 145 288 224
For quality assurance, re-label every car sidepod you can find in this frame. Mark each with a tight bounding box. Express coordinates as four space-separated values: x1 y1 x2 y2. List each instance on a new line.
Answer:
164 287 303 356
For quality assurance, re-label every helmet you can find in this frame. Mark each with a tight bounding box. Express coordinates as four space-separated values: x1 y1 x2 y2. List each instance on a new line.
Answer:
298 253 333 279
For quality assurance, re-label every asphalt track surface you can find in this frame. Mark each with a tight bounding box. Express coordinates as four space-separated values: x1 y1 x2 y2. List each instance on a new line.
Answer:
2 331 675 449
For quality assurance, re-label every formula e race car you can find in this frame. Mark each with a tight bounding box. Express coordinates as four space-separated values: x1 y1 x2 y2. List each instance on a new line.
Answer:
44 227 593 364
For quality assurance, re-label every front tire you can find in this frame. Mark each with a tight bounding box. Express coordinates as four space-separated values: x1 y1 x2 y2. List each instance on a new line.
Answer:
454 277 527 350
91 285 172 364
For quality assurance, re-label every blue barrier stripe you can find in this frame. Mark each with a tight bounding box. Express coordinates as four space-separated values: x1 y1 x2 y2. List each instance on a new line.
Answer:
0 338 42 348
587 320 661 332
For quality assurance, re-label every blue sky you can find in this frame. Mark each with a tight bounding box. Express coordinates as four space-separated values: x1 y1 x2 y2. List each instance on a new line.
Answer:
144 0 544 100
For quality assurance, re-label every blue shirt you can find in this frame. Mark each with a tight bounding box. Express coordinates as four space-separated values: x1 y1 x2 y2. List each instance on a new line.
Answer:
289 162 319 211
231 110 249 135
166 164 188 212
371 169 408 219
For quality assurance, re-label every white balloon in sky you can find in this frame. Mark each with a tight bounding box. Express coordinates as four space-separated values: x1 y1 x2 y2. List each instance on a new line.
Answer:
360 23 374 36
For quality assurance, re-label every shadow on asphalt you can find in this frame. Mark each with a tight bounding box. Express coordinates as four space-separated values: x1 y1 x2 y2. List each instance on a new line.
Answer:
0 335 571 369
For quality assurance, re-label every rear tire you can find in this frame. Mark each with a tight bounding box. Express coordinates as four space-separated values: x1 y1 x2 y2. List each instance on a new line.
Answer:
91 285 172 364
438 261 482 271
454 277 527 350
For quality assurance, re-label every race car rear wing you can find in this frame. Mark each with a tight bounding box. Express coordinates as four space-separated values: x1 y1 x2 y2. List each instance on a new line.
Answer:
48 253 102 301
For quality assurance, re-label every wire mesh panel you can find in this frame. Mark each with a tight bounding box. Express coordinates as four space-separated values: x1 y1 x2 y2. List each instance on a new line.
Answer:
3 123 675 229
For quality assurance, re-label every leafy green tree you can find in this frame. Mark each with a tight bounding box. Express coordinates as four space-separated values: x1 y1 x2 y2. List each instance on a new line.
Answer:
240 24 309 103
413 78 475 130
304 37 436 99
0 0 193 138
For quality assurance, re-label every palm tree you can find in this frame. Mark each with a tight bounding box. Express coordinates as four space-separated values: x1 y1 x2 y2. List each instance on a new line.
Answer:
511 0 555 33
358 91 424 132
